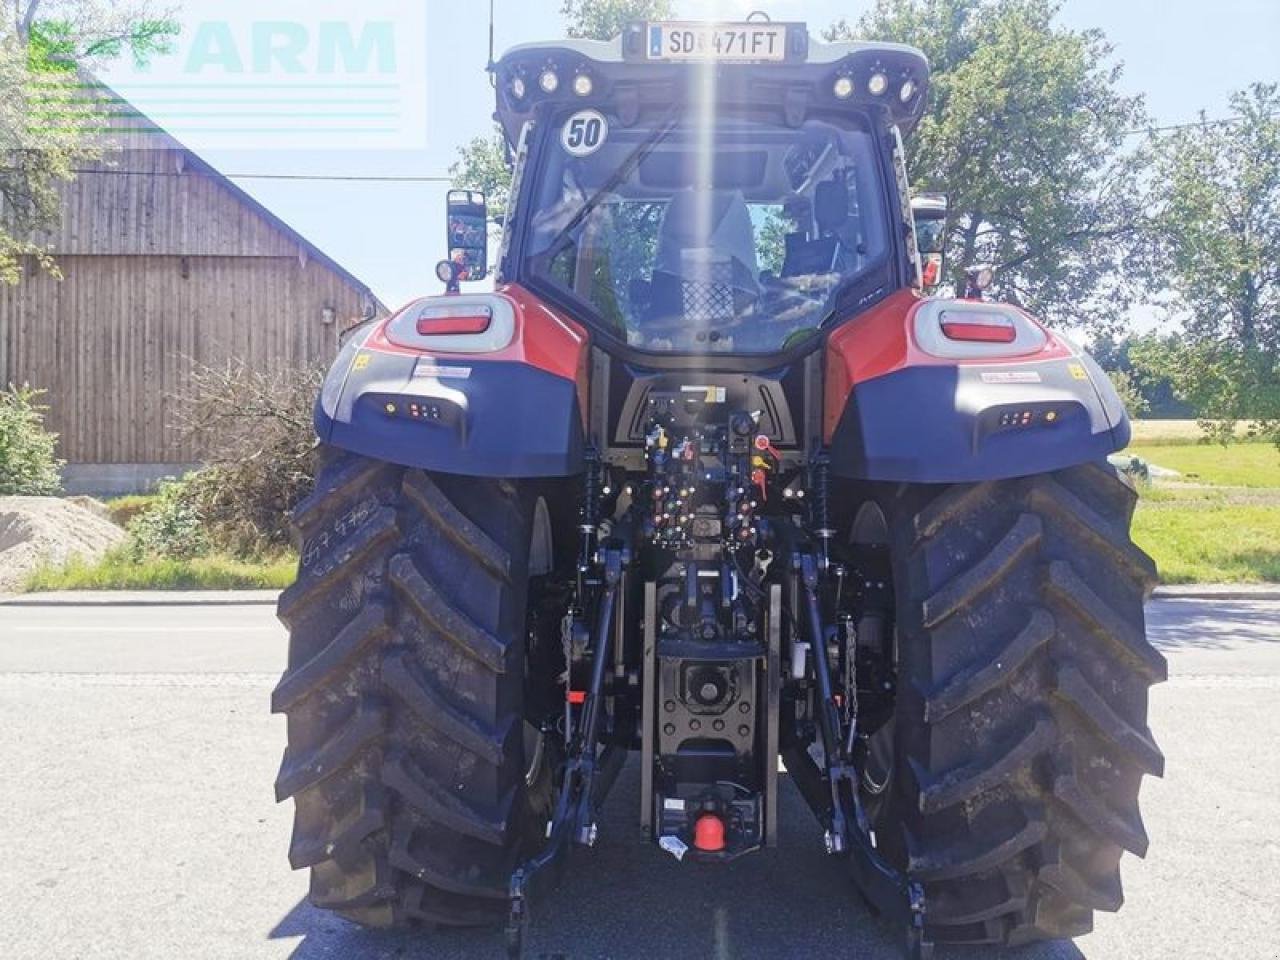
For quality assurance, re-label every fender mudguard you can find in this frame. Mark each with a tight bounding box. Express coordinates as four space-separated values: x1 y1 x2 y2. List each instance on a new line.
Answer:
825 292 1128 484
315 287 588 478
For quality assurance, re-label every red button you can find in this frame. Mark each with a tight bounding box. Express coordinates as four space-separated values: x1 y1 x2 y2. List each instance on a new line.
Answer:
693 814 725 852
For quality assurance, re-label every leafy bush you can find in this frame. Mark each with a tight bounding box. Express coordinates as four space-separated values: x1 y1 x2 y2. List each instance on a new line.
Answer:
115 358 321 562
0 383 64 495
125 475 208 560
173 360 324 556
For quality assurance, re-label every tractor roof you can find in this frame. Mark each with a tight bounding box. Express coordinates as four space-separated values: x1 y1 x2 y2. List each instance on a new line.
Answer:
492 23 929 145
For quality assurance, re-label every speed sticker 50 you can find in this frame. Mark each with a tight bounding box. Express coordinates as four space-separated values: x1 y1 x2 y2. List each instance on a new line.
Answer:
561 109 608 157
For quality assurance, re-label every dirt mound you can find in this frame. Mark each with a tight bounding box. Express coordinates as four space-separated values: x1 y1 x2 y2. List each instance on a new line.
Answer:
0 497 127 592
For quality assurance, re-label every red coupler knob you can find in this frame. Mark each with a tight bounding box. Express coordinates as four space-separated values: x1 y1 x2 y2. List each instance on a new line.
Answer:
693 814 726 852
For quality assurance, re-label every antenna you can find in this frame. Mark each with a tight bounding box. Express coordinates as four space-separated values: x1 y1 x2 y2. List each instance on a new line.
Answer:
487 0 497 83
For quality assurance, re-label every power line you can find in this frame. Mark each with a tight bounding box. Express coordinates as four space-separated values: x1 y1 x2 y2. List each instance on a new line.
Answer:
223 172 454 182
1123 115 1270 137
5 113 1272 185
3 166 455 183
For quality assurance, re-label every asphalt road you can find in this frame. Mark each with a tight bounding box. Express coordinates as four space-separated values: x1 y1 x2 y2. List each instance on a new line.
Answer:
0 597 1277 960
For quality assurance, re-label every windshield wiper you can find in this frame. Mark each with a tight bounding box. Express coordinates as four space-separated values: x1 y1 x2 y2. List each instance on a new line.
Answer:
540 106 684 263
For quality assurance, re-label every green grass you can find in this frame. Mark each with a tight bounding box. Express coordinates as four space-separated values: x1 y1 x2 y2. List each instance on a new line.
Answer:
24 549 297 592
1126 439 1280 583
21 492 296 593
1128 442 1280 488
1133 498 1280 584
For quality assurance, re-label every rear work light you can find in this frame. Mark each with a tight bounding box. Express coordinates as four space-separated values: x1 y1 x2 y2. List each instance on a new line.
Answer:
940 310 1017 343
384 294 516 354
415 304 493 337
913 300 1049 359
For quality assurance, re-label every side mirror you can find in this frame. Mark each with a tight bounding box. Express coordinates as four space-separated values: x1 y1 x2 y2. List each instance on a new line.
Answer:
444 189 489 290
911 193 947 290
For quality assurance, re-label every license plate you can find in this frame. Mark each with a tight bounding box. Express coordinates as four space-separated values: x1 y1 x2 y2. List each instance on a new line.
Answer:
647 22 789 62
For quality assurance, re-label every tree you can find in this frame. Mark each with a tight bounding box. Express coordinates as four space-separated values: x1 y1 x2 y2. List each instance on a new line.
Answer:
1 1 177 284
1090 333 1191 419
14 1 176 66
450 0 672 217
449 128 515 221
1130 336 1278 444
560 0 672 41
1152 84 1279 352
1105 369 1148 418
827 0 1149 332
1135 83 1280 444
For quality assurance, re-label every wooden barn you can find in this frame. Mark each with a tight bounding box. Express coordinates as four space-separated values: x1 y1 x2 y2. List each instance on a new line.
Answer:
0 98 385 494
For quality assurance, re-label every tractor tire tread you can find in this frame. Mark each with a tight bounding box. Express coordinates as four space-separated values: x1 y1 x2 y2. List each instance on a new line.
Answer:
880 463 1163 946
274 449 542 930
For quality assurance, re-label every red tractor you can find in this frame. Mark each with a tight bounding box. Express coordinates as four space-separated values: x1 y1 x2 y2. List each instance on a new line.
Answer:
273 19 1163 958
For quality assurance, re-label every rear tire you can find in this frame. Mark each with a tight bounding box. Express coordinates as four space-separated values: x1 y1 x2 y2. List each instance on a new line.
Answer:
870 462 1164 945
273 448 554 928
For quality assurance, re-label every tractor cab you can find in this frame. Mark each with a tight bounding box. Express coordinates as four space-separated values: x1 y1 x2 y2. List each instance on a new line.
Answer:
488 20 929 359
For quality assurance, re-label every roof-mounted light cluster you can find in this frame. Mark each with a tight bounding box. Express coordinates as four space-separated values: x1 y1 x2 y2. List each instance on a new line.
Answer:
493 40 931 140
831 63 921 106
506 59 598 107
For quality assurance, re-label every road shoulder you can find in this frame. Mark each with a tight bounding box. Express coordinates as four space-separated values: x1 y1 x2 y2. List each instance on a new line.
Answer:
0 589 282 606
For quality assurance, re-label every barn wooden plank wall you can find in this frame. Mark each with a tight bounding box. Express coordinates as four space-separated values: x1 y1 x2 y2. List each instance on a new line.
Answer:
0 143 378 465
29 150 299 258
0 254 363 463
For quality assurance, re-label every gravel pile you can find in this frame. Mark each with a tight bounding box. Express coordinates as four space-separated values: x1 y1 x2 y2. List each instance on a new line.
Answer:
0 497 127 592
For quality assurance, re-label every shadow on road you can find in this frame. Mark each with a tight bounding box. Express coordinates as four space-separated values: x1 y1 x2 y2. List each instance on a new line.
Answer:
1147 598 1280 652
268 763 1085 960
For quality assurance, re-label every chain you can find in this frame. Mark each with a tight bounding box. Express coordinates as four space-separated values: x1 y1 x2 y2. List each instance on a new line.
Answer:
840 614 860 761
560 606 576 745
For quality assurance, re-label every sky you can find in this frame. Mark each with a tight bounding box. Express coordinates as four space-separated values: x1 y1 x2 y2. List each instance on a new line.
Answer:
100 0 1280 312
